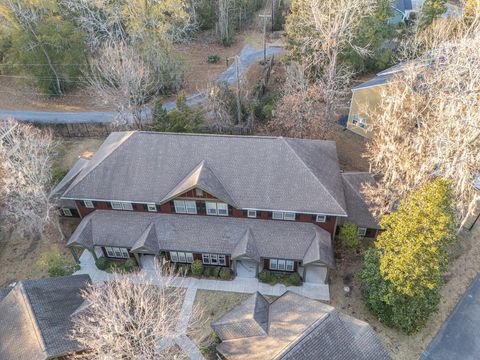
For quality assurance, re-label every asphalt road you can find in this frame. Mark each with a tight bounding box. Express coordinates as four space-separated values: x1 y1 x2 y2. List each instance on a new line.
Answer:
0 44 284 124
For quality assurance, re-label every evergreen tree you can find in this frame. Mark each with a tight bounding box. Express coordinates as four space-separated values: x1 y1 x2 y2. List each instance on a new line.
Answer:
421 0 448 27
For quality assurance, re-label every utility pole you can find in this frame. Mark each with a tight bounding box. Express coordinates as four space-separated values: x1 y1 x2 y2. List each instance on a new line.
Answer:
259 11 272 63
234 56 242 125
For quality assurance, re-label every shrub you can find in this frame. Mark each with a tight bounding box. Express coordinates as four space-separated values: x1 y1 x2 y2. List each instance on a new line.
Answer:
203 266 212 277
38 251 80 277
191 260 204 276
212 266 221 278
51 167 68 186
152 92 203 133
339 223 361 248
219 267 233 280
258 269 277 285
124 257 138 272
207 54 220 63
95 256 111 271
284 272 302 286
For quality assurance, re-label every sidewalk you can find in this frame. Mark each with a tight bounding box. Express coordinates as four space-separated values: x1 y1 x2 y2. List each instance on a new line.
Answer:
75 251 330 301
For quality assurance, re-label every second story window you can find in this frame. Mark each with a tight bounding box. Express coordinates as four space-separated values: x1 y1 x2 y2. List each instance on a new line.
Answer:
316 215 326 223
284 212 296 221
83 200 94 208
174 200 197 214
146 203 157 212
247 209 257 218
206 202 228 216
111 201 133 211
272 211 283 220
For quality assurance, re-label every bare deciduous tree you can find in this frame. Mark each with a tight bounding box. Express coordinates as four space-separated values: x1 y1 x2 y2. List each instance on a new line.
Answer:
286 0 376 118
268 63 333 139
85 42 162 129
71 268 204 359
363 22 480 222
0 119 57 238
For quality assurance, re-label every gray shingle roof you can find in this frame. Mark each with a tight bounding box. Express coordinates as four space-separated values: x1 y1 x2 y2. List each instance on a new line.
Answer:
0 275 91 360
212 292 269 340
231 228 261 262
49 157 89 208
67 210 334 267
62 132 347 216
340 172 380 229
0 287 12 302
421 274 480 360
214 291 390 360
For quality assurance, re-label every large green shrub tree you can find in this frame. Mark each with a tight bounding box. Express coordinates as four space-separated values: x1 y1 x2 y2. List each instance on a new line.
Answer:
359 178 456 334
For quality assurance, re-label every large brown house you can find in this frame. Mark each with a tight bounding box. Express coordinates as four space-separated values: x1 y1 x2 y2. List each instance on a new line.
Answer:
57 131 379 284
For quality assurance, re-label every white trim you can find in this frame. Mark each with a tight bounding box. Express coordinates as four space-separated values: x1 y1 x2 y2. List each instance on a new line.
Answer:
104 246 129 259
272 211 283 220
83 200 94 208
174 200 197 214
111 201 123 210
284 212 296 221
358 227 367 236
316 215 326 223
146 203 157 212
247 209 257 218
62 208 73 216
206 202 228 216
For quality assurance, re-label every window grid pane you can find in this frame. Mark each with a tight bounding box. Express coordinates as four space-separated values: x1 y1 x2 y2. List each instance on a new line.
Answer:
111 201 123 210
84 200 94 208
206 202 217 215
278 259 286 270
316 215 326 223
284 212 295 221
186 253 193 263
105 247 114 257
147 203 157 212
202 254 210 264
286 260 294 271
247 210 257 218
174 200 186 213
218 255 226 266
121 248 129 258
210 254 219 265
62 208 72 216
170 251 178 262
122 202 133 211
270 259 278 270
272 211 283 220
217 203 228 216
185 201 197 214
178 252 186 262
358 228 367 236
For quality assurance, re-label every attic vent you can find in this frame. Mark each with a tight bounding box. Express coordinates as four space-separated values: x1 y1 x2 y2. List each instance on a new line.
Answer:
195 188 204 196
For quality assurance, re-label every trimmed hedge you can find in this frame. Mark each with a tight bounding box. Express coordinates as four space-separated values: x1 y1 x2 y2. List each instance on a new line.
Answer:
284 272 302 286
219 267 233 280
259 270 303 286
96 256 138 273
95 256 111 271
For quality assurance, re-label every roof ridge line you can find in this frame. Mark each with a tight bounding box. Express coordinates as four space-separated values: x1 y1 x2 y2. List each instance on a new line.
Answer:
198 160 238 207
342 174 374 212
18 283 48 358
282 138 347 215
62 131 135 198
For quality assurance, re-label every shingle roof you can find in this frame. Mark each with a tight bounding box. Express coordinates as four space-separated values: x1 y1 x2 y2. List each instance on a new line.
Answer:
0 287 12 302
421 274 480 360
352 74 391 90
212 292 269 340
49 157 89 208
67 211 334 267
0 275 91 360
61 132 347 216
231 228 261 262
340 172 380 229
214 291 390 360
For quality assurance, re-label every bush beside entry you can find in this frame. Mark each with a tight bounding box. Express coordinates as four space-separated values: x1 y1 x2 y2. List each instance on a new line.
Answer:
191 260 204 276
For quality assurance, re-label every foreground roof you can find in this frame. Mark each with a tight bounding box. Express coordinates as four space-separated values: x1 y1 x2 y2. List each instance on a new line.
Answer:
0 275 91 360
421 274 480 360
340 172 380 229
67 210 334 266
61 132 347 216
212 291 390 360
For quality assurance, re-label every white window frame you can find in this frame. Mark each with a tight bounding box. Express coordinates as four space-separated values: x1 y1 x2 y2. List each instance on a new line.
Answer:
206 202 217 215
269 259 278 270
284 212 296 221
146 203 157 212
217 203 228 216
272 211 284 220
352 114 359 125
111 201 123 210
185 200 197 214
170 251 178 262
210 254 219 265
195 188 204 196
186 253 194 263
247 209 257 218
178 252 186 263
359 116 367 129
174 200 187 214
316 215 326 223
122 202 133 211
358 227 367 236
62 208 73 217
286 260 294 272
218 255 226 266
202 254 211 264
83 200 94 208
278 259 286 271
105 246 129 259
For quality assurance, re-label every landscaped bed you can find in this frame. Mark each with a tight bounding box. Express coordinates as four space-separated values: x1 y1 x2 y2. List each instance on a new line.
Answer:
173 260 235 281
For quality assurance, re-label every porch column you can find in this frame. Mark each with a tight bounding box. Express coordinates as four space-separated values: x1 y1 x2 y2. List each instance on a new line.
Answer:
134 253 141 268
69 247 80 264
302 266 307 281
89 248 98 261
233 260 238 276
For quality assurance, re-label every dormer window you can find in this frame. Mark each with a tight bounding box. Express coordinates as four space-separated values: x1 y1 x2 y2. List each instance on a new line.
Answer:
247 209 257 218
174 200 197 214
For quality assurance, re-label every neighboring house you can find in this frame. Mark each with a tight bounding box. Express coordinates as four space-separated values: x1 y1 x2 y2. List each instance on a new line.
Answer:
212 291 391 360
58 131 380 284
420 274 480 360
0 275 91 360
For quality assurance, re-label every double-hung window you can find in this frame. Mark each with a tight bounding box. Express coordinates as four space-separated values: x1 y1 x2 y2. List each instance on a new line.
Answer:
316 215 326 223
269 259 278 270
210 254 219 265
359 116 367 129
174 200 197 214
83 200 94 208
146 203 157 212
272 211 283 220
111 201 133 211
352 114 359 125
206 202 228 216
218 255 226 266
105 246 129 259
202 254 211 264
202 253 226 266
284 212 296 221
170 251 193 263
247 209 257 218
278 259 286 271
358 227 367 236
286 260 294 271
62 208 73 217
